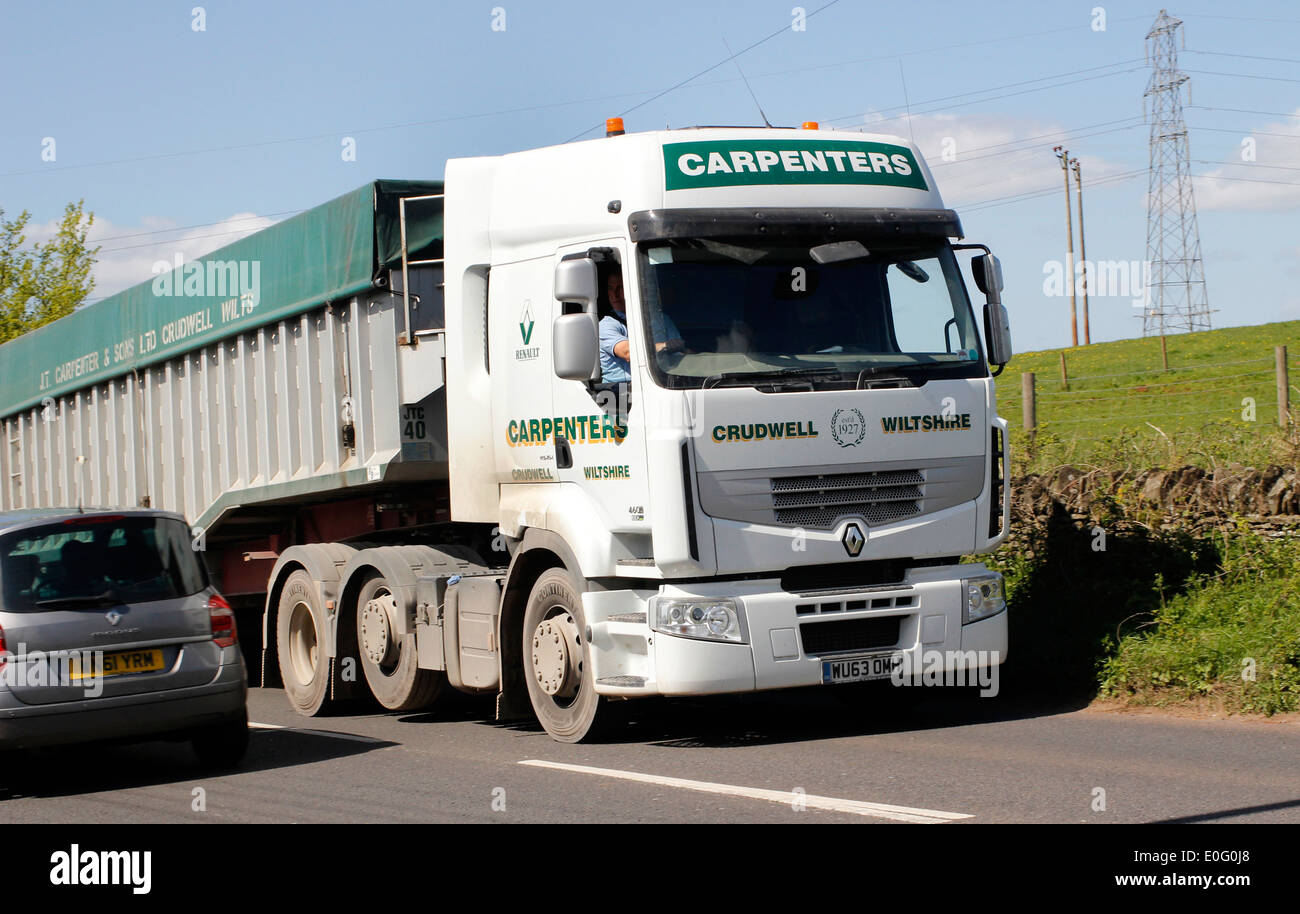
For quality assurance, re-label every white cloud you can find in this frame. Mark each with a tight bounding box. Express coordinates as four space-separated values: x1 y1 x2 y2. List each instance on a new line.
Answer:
850 111 1131 210
1191 108 1300 212
28 211 277 302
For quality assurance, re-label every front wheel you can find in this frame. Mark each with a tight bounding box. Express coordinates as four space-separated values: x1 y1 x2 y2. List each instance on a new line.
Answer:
522 568 602 743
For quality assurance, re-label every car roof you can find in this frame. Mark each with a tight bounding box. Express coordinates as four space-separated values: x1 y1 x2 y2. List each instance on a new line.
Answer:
0 507 188 536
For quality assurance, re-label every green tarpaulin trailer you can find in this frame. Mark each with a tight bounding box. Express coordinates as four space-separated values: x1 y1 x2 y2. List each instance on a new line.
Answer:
0 179 449 541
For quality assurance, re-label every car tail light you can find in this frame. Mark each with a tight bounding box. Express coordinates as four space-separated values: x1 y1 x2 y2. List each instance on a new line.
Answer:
0 622 7 667
209 593 238 648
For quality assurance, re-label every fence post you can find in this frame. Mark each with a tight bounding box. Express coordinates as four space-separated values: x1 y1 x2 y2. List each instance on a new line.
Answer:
1059 351 1069 390
1278 345 1290 428
1022 371 1036 436
1160 334 1169 371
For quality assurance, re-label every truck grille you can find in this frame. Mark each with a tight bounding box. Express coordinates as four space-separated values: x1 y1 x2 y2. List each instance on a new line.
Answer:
799 616 902 655
772 469 923 528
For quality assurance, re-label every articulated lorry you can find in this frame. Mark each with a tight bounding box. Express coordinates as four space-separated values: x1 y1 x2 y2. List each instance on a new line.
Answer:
0 121 1013 741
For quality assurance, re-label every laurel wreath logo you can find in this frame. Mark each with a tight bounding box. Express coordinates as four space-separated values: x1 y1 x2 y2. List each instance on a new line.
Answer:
831 408 866 447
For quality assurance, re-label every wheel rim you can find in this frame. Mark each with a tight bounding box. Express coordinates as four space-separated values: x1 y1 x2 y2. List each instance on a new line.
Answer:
360 587 401 673
287 600 319 687
531 605 583 709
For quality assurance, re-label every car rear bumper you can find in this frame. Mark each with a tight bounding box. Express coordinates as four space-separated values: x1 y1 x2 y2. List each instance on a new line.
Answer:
0 661 247 751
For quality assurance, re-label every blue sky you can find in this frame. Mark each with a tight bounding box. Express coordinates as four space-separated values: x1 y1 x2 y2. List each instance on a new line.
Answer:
1 0 1297 352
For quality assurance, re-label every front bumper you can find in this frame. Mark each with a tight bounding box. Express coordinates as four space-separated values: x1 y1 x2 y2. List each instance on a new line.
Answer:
584 564 1006 696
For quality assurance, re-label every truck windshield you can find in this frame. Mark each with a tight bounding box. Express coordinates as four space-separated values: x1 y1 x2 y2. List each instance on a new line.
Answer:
636 237 985 389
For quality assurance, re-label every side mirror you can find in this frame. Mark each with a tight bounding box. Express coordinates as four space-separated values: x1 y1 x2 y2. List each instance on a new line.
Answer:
984 302 1013 368
972 253 1004 304
554 258 598 309
971 253 1011 367
553 313 600 381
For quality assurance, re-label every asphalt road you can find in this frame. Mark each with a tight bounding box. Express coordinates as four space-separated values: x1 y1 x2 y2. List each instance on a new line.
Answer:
2 686 1297 824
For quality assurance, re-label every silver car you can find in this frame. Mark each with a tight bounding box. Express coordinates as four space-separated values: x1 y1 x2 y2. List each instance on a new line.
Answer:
0 508 247 766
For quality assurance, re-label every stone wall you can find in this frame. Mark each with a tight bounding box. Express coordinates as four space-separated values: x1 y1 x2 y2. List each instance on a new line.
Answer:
1007 464 1300 536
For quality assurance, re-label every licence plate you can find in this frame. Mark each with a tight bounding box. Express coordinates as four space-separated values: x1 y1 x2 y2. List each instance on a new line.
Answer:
70 649 166 681
822 652 902 685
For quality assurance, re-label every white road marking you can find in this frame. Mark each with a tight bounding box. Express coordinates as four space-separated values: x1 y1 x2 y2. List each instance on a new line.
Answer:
518 759 973 823
249 721 388 744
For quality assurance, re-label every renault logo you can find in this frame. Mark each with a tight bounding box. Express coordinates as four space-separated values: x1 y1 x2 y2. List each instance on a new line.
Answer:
106 611 122 626
842 523 865 557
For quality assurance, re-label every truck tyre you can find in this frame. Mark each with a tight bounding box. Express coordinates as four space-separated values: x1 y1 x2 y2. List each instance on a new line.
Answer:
191 710 250 769
277 570 332 716
355 571 444 711
522 568 601 743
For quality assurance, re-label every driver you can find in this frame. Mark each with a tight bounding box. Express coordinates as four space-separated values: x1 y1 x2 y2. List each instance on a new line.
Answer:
598 271 684 384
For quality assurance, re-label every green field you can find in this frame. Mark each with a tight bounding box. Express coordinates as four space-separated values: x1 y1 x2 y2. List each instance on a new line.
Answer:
984 321 1300 715
995 320 1300 475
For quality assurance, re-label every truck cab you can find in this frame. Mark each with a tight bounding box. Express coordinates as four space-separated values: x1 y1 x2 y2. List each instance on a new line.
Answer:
444 124 1013 740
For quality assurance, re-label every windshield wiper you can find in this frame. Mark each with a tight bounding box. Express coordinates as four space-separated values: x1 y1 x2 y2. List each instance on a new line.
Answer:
855 364 928 388
35 589 123 609
705 366 843 389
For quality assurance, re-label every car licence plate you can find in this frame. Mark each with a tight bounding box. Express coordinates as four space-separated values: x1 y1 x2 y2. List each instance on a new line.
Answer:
822 652 902 685
70 649 166 681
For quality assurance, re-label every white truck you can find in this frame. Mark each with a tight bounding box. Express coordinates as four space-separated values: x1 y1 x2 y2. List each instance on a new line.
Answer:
0 122 1013 742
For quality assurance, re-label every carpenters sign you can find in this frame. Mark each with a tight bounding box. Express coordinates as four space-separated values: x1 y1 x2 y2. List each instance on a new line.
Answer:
663 139 928 191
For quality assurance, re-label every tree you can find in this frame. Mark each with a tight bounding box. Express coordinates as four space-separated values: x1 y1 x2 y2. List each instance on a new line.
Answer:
0 200 99 344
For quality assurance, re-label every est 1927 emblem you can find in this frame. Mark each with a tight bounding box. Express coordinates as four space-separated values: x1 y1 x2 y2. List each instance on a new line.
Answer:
831 408 866 447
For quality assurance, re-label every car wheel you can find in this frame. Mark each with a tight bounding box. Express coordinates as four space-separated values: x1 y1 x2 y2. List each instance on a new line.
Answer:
522 568 602 743
277 570 331 716
192 711 249 769
355 571 444 711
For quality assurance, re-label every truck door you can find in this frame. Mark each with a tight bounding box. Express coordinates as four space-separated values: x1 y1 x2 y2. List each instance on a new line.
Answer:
551 242 651 536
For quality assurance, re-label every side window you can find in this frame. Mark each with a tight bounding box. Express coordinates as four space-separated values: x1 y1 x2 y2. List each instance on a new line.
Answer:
887 257 953 354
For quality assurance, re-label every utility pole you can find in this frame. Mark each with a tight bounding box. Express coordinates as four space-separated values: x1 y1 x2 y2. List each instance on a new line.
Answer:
1054 146 1078 347
1072 157 1091 345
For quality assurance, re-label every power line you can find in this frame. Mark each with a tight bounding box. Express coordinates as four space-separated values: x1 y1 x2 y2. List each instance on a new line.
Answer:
1185 68 1300 85
1186 49 1300 66
824 60 1144 125
1193 159 1300 173
88 210 301 245
1190 125 1300 139
1191 172 1300 187
1187 105 1300 119
564 0 843 142
958 169 1145 213
931 122 1145 170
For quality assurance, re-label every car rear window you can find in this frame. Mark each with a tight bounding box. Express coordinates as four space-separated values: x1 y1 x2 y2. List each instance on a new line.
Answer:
0 515 208 612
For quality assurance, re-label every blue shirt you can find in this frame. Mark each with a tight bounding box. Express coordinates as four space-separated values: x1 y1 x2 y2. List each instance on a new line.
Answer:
599 310 684 384
599 312 632 383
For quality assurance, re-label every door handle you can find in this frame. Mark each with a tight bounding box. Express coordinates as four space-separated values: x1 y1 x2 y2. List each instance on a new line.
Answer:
554 435 573 469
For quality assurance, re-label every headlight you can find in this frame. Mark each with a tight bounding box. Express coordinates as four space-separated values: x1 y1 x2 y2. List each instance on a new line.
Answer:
654 598 745 643
961 573 1005 624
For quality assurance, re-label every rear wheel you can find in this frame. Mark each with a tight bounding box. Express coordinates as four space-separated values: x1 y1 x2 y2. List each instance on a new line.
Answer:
523 568 601 743
355 572 444 711
192 711 249 769
277 570 331 716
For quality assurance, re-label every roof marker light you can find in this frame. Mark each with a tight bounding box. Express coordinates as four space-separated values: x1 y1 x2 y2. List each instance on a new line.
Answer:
606 117 625 137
